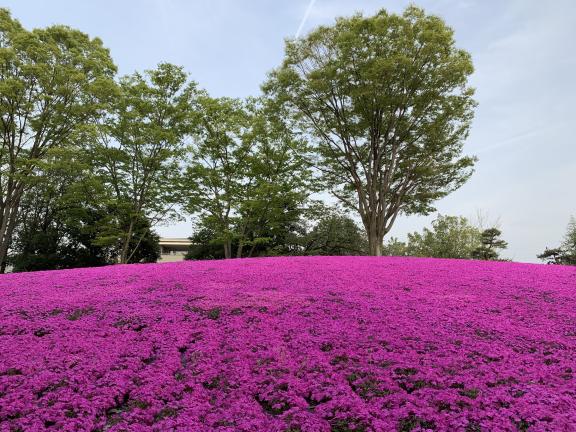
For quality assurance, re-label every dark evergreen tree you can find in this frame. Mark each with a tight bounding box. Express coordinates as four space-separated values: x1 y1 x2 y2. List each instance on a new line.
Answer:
537 248 567 265
538 218 576 265
471 228 508 261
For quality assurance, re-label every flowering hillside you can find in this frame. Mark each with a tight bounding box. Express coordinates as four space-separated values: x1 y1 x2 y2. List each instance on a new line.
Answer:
1 257 575 431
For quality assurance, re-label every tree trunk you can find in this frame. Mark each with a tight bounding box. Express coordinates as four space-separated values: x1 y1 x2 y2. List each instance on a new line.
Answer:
223 240 232 259
366 217 383 256
0 198 22 273
126 226 149 264
236 241 244 258
0 223 14 273
120 219 135 264
0 210 12 273
368 234 383 256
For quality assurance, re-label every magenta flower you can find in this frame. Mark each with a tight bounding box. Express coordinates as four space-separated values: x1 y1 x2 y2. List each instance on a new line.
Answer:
1 257 575 431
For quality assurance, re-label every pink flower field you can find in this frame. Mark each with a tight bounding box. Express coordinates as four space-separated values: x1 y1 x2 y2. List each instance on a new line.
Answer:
1 257 575 432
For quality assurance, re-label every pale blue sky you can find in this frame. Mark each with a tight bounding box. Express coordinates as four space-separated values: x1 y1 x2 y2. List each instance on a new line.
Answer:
4 0 575 262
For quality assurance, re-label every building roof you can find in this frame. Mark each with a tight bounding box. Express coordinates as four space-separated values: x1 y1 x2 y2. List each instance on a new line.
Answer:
159 237 192 246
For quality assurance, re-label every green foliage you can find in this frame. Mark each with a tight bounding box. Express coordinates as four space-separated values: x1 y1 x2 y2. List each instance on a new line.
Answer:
471 228 508 261
264 6 476 255
0 7 527 271
122 219 160 264
0 8 117 270
537 248 567 265
184 97 313 259
406 215 482 259
382 237 409 257
538 217 576 265
185 213 307 260
184 96 254 259
92 208 160 264
186 207 367 259
9 145 160 271
563 217 576 260
9 150 114 272
387 216 507 260
301 210 367 256
92 63 198 263
185 226 227 260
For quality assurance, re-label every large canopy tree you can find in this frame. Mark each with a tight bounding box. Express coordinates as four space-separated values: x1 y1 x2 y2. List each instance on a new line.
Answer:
0 9 116 271
264 6 477 255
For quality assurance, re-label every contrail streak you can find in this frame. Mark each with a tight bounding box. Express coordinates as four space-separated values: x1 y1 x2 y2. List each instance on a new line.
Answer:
475 128 542 154
295 0 317 38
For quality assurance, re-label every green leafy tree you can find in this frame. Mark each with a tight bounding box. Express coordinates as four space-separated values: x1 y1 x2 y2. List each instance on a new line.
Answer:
93 63 197 263
302 210 367 256
92 206 160 264
9 145 160 271
184 96 251 259
0 9 116 271
538 217 576 265
185 225 227 260
264 6 476 256
185 213 307 260
234 101 314 258
185 97 313 259
9 149 116 271
186 207 365 260
406 214 481 259
382 237 408 257
471 228 507 260
114 215 159 264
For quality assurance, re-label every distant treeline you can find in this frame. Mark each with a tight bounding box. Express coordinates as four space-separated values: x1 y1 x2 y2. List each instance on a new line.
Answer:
1 7 573 272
